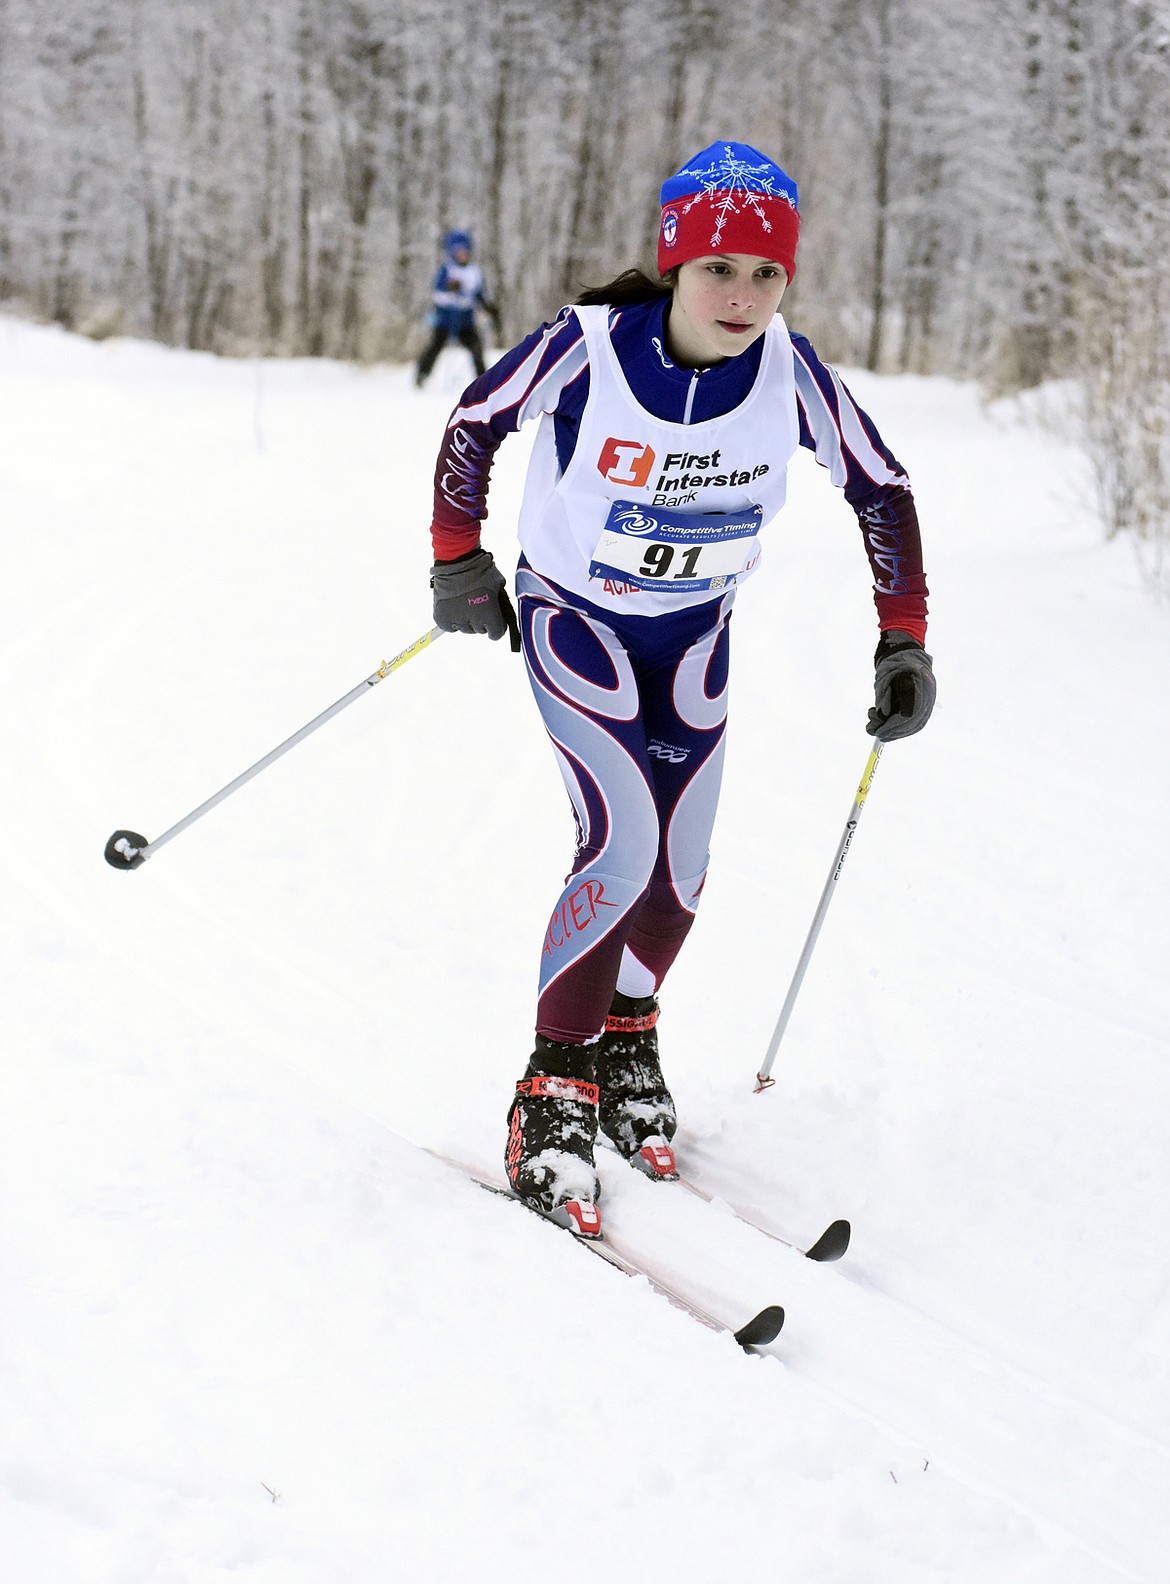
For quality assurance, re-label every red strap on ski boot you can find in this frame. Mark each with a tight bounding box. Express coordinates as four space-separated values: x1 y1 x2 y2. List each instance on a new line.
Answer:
514 1075 600 1106
604 1007 659 1035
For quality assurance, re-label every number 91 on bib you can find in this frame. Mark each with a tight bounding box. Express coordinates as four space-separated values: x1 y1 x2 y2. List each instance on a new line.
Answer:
589 500 763 593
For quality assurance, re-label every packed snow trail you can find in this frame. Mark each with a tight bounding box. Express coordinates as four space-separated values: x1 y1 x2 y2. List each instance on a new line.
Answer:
2 318 1168 1582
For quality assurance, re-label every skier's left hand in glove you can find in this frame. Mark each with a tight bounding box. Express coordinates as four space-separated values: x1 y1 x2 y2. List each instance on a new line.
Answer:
431 547 520 650
867 630 936 741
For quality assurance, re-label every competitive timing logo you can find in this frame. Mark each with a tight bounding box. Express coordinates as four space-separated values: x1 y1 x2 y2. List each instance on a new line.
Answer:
611 507 658 536
597 438 657 488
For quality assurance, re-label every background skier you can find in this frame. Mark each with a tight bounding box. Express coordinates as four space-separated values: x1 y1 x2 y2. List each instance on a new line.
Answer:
414 230 499 387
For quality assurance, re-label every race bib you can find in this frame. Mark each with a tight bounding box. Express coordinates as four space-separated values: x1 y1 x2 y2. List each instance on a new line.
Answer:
589 500 763 593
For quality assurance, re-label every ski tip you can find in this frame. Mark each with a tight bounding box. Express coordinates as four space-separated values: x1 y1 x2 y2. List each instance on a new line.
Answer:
804 1218 851 1262
733 1304 785 1349
547 1200 603 1239
632 1138 680 1181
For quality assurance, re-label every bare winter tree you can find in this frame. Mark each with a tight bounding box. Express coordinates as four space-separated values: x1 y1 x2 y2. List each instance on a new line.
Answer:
0 0 1167 572
1065 0 1170 588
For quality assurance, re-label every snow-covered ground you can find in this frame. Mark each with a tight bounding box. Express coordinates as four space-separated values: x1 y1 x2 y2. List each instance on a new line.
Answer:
2 313 1168 1582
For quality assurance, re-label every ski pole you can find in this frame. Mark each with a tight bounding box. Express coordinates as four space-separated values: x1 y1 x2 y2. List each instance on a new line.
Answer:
104 626 444 870
754 741 883 1093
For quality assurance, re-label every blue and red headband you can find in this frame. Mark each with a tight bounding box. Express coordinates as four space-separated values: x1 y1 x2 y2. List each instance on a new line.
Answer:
658 141 800 282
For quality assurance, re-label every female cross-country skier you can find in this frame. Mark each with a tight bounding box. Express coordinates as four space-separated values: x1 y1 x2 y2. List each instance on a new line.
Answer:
426 141 935 1236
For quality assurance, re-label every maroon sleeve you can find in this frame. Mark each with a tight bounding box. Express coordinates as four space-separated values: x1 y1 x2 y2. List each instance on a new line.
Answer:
429 309 585 561
857 486 929 644
790 332 929 643
429 382 515 563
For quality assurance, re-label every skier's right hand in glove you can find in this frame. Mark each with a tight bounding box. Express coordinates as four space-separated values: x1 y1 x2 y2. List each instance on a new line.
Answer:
867 629 936 741
431 547 520 649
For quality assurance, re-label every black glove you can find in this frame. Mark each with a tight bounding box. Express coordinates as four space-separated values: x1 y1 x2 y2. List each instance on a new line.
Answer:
867 629 936 742
431 548 520 649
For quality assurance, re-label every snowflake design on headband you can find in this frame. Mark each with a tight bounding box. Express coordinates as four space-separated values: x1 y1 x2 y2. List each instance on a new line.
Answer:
674 144 794 249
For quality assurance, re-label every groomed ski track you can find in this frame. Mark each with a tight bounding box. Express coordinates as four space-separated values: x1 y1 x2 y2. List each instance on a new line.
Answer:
3 320 1168 1582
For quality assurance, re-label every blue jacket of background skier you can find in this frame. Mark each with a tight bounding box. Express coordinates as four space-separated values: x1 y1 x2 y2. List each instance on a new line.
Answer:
430 232 488 336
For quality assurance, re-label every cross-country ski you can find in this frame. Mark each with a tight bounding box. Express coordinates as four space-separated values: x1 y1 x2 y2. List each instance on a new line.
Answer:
429 1149 786 1351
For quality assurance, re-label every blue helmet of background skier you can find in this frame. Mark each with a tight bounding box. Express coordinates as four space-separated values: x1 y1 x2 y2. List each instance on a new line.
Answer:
444 230 474 265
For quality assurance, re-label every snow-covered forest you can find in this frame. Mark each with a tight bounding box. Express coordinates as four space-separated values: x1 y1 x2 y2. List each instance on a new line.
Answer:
1 0 1169 569
0 0 1162 372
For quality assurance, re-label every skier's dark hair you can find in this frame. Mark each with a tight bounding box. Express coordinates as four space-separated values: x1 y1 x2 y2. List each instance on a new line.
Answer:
575 267 677 307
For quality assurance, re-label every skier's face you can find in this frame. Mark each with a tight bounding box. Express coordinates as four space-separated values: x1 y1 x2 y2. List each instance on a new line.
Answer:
666 254 787 367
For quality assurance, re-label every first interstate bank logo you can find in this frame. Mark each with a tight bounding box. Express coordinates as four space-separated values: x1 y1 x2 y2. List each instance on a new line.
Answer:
597 438 657 488
597 437 770 508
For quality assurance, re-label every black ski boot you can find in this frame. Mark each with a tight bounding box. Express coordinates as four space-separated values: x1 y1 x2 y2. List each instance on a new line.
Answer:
597 993 679 1180
505 1035 602 1236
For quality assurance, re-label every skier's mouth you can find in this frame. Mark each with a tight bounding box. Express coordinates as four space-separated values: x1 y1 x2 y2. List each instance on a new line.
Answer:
717 319 753 335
